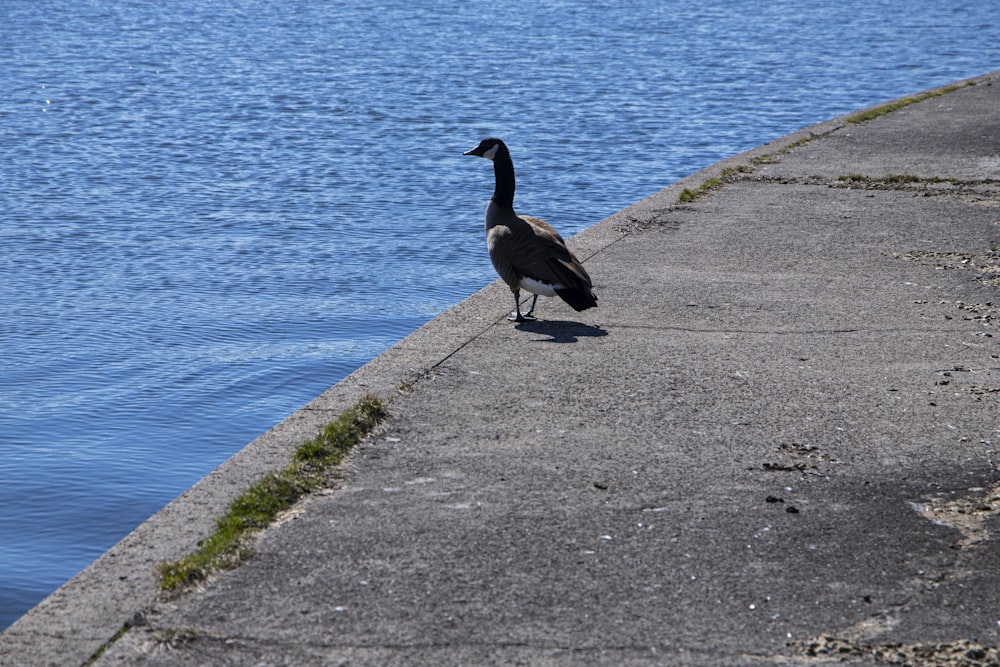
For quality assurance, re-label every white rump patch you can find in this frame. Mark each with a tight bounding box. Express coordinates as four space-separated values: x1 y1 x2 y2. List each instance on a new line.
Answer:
519 276 559 297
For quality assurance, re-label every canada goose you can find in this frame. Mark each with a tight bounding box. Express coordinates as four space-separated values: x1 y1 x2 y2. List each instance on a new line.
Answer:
464 137 597 322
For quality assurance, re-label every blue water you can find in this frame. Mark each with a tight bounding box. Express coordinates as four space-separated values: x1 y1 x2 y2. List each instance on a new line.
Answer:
1 0 997 631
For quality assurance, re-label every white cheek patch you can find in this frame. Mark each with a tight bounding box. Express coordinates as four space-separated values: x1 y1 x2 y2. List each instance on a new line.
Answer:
482 144 499 160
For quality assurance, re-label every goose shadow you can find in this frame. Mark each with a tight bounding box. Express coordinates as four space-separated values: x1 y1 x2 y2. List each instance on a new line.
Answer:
514 319 608 343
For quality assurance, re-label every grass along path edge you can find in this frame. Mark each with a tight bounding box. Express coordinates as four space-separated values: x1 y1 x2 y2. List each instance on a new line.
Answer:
156 394 388 591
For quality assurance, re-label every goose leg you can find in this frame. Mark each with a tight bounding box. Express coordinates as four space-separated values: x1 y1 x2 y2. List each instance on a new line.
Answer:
524 294 539 318
508 289 536 322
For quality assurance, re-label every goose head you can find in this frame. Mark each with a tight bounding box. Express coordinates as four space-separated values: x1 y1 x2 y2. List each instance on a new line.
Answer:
463 137 505 160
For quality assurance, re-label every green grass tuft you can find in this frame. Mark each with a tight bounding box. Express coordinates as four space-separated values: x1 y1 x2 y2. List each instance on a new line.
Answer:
294 397 386 467
677 176 726 204
85 623 133 665
845 83 970 124
837 174 959 187
675 134 818 204
783 137 815 151
157 395 388 590
678 188 697 203
720 165 751 178
883 174 922 183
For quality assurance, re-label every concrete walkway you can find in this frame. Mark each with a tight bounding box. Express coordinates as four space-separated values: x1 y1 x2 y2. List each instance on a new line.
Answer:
3 72 999 666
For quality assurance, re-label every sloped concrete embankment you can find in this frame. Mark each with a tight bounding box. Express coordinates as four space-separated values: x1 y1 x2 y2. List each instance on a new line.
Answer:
2 71 999 666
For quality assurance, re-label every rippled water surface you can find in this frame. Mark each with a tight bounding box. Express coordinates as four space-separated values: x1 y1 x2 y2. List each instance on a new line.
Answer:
2 0 998 630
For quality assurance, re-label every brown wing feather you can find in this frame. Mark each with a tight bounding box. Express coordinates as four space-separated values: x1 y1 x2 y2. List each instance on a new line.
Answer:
486 209 592 292
515 216 592 289
520 215 565 243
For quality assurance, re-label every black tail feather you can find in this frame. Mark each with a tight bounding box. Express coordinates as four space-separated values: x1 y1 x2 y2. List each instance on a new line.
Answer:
555 286 598 312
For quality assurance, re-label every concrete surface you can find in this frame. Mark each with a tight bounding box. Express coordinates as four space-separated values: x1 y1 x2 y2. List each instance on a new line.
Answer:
2 72 999 666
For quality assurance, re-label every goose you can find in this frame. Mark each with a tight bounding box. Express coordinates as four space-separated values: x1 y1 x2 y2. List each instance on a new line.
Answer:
464 137 597 322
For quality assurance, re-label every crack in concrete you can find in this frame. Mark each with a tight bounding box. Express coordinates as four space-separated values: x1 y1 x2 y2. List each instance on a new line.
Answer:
615 322 955 336
888 250 1000 279
121 625 714 662
748 173 1000 192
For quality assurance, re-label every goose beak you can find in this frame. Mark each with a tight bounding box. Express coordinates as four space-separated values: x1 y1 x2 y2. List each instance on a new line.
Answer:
464 142 499 160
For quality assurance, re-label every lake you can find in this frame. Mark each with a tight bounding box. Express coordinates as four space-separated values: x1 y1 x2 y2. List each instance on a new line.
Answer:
1 0 998 630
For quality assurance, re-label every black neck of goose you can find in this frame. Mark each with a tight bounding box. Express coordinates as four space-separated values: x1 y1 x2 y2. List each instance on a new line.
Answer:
490 148 516 209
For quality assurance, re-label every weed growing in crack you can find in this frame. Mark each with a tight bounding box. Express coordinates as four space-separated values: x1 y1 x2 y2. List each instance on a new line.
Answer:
157 395 388 591
845 82 972 124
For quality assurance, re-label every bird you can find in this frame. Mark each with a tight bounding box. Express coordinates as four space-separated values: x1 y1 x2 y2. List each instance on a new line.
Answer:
463 137 597 322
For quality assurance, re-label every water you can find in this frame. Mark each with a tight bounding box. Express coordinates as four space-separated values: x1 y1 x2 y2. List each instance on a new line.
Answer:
1 0 997 631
